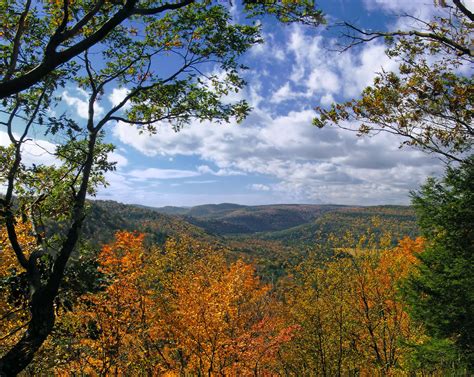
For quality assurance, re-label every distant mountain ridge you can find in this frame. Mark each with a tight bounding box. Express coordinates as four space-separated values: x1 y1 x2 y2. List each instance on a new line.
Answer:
82 200 418 278
147 203 414 236
84 200 418 240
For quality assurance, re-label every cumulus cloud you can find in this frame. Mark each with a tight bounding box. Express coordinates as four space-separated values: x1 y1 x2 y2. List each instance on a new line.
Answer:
112 100 443 205
127 168 201 181
363 0 437 18
0 131 58 166
320 93 335 106
249 183 270 191
102 9 445 206
285 26 398 100
270 82 309 104
108 151 128 169
62 89 104 120
271 82 293 104
251 31 286 62
197 165 245 176
108 87 131 109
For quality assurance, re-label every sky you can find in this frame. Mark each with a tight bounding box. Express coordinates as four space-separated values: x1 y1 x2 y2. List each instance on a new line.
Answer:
3 0 464 207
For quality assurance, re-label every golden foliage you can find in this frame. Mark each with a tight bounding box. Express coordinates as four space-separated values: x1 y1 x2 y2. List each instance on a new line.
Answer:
0 219 35 354
282 236 425 375
49 232 292 375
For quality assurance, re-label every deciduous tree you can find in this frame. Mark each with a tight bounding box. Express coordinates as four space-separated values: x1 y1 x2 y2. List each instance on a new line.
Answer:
158 252 294 375
315 1 473 163
0 0 324 98
281 236 425 375
0 2 264 372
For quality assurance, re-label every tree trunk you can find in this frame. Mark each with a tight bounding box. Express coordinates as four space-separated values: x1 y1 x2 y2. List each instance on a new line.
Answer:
0 131 96 375
0 288 55 376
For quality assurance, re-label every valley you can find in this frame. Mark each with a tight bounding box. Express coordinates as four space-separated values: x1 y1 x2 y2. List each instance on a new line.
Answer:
82 200 418 279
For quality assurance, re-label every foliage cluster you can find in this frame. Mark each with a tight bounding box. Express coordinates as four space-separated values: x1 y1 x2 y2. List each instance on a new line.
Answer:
315 2 473 163
0 0 472 374
22 233 295 375
0 225 460 375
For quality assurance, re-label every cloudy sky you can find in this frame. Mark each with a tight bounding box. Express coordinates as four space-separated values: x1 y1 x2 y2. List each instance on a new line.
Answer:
3 0 456 207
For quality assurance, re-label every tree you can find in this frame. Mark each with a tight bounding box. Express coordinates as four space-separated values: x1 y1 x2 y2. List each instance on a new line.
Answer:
59 231 156 375
403 156 474 368
32 233 293 375
0 3 326 368
281 235 425 375
156 246 294 375
0 2 273 372
0 220 35 356
0 0 324 98
314 1 473 163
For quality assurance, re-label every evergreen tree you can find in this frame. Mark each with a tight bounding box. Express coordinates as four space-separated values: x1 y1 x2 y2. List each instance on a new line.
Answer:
404 156 474 368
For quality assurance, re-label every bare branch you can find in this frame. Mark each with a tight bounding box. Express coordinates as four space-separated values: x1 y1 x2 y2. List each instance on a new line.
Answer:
341 22 472 57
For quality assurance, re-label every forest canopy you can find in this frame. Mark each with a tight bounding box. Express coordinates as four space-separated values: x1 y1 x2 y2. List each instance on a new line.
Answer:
1 0 473 375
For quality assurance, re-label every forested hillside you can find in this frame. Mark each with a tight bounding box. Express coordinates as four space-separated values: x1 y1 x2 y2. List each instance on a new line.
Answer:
1 0 472 375
256 206 417 246
78 200 418 280
83 200 417 244
82 200 212 246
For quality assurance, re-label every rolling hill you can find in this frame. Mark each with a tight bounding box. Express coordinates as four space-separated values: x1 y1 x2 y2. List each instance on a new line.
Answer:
152 203 348 234
81 200 419 279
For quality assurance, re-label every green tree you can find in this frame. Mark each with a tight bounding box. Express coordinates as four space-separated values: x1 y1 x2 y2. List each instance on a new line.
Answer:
0 1 308 372
0 2 325 373
314 1 473 163
0 0 324 98
403 156 474 369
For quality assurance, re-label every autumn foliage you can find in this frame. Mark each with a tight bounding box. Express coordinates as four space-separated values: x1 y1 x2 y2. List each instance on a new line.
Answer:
0 228 434 375
281 236 425 375
0 220 36 354
36 232 293 375
157 254 295 375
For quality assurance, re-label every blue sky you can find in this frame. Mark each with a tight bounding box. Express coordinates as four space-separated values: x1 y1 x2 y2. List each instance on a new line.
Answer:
3 0 459 207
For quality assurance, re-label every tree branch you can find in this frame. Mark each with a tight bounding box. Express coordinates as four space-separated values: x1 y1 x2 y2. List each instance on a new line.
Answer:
60 0 105 42
45 0 71 56
3 0 32 82
453 0 474 22
132 0 194 15
341 22 472 57
0 0 195 98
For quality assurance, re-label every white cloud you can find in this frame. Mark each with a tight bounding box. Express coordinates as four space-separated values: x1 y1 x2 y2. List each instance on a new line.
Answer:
270 82 308 104
127 168 201 180
307 67 340 94
197 165 245 176
271 82 292 104
108 151 128 169
249 183 270 191
285 26 397 100
251 31 286 62
0 131 58 167
108 87 131 109
112 101 443 205
363 0 436 18
337 43 398 98
102 13 446 206
320 93 335 106
184 180 218 184
62 89 104 120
